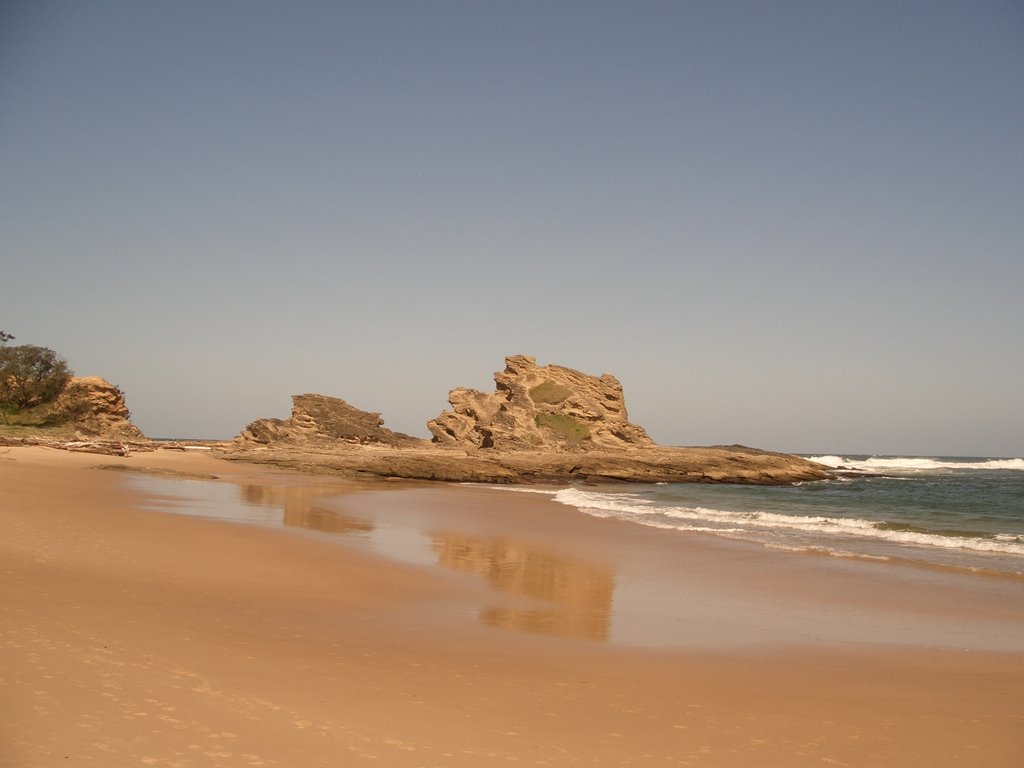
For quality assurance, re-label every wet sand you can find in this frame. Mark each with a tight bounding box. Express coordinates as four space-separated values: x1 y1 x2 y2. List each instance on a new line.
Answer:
2 446 1023 767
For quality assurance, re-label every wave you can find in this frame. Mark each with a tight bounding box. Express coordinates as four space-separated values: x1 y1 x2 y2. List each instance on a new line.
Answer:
807 455 1024 472
551 488 1024 557
477 485 560 495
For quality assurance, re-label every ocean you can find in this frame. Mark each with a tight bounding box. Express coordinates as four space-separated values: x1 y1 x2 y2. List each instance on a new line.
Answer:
539 455 1024 576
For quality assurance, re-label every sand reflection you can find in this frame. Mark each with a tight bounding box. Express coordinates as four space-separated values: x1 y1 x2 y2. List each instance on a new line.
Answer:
431 532 614 641
238 484 374 535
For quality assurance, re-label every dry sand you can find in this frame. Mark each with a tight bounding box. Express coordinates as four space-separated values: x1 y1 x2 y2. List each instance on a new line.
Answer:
2 446 1022 767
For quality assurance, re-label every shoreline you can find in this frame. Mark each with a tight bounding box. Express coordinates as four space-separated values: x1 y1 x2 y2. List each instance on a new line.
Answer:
330 484 1024 652
3 446 1023 766
118 465 1024 651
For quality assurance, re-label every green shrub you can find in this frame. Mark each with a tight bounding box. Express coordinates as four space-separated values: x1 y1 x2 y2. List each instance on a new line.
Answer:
529 381 572 405
0 344 72 410
534 412 590 444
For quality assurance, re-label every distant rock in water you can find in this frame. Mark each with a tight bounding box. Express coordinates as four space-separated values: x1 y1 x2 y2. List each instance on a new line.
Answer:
239 394 424 448
428 354 654 451
56 376 145 440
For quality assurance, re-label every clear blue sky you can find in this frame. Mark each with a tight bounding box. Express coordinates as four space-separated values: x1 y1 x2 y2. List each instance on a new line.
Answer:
2 1 1022 456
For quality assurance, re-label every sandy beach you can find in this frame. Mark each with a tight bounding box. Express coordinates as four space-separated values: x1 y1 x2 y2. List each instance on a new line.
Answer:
2 446 1023 767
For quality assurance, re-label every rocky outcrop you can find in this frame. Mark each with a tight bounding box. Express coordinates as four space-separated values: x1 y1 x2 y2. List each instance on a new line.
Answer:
55 376 146 440
221 442 830 485
228 356 831 485
428 355 653 451
238 394 424 448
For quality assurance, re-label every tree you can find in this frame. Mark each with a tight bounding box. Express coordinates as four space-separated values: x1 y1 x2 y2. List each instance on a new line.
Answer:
0 344 73 410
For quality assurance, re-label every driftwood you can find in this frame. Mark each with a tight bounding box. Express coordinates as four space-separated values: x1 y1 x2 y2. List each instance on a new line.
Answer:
0 436 230 456
65 441 133 456
0 436 157 456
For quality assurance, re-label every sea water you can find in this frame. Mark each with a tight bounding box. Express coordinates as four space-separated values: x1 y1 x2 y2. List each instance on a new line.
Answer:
540 456 1024 575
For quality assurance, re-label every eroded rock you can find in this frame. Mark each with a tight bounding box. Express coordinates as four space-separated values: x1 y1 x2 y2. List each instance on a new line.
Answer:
55 376 146 440
238 394 424 448
229 356 831 485
428 355 653 451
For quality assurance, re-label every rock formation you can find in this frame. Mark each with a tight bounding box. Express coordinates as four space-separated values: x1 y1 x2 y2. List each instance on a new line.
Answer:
428 355 653 451
228 356 831 485
55 376 146 440
238 394 423 448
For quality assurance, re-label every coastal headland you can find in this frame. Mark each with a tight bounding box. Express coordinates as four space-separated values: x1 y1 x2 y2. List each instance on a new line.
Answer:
1 355 828 485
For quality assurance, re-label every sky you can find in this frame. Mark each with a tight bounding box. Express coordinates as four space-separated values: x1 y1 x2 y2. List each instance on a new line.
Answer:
2 1 1022 456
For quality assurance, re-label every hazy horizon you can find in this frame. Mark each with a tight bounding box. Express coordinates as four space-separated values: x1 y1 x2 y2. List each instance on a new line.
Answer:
3 1 1022 457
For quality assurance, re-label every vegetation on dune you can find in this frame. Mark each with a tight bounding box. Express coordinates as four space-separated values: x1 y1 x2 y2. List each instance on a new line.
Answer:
0 344 73 411
0 331 73 429
0 403 80 436
0 330 138 439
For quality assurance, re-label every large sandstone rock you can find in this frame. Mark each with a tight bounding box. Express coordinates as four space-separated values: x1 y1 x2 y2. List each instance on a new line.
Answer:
428 355 653 451
228 356 832 485
55 376 146 440
238 394 424 448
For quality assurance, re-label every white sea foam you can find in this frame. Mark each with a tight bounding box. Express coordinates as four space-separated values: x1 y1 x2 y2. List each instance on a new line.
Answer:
807 455 1024 472
551 488 1024 556
475 485 562 495
764 543 892 561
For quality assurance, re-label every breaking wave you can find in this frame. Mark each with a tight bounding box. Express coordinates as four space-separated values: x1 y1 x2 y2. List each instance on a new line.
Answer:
807 455 1024 472
551 488 1024 557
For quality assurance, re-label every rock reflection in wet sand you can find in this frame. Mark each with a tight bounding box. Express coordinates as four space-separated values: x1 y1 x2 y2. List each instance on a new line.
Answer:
125 475 374 539
129 478 614 641
238 484 374 535
431 532 614 641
